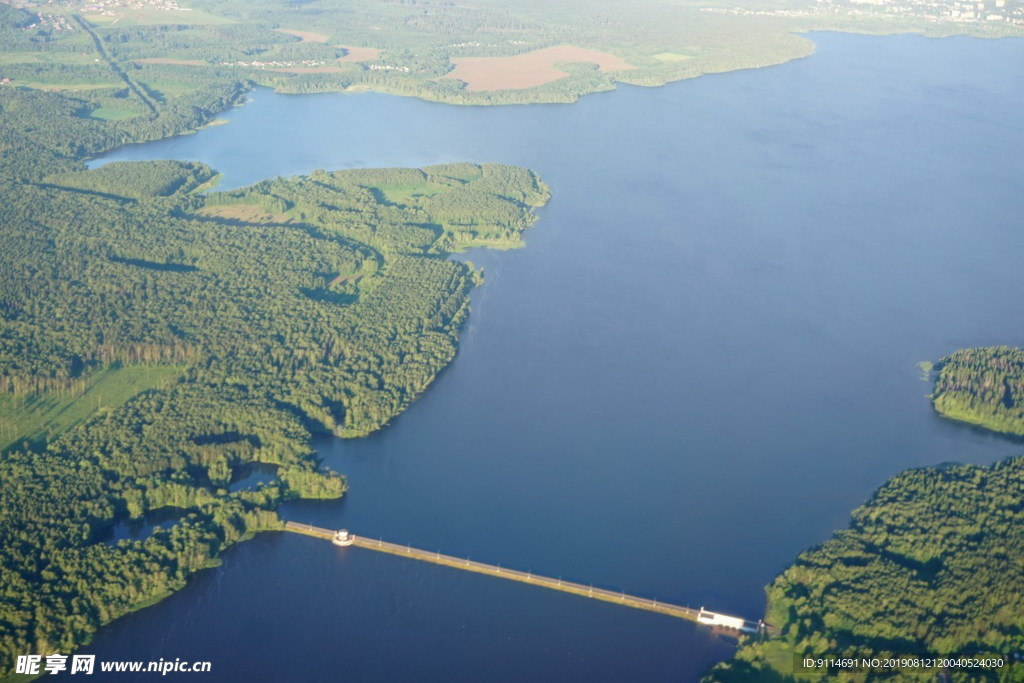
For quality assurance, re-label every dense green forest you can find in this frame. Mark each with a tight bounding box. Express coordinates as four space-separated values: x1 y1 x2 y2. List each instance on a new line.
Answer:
930 346 1024 437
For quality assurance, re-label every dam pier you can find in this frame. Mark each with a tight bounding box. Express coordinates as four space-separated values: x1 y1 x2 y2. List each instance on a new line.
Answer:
283 522 764 636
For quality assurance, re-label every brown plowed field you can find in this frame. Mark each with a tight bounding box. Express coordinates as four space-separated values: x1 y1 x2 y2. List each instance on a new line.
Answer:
444 45 634 92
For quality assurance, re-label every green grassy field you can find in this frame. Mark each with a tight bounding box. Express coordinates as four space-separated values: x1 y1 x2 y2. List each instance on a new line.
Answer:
143 81 199 99
0 52 101 66
0 365 183 451
652 52 692 62
378 181 448 206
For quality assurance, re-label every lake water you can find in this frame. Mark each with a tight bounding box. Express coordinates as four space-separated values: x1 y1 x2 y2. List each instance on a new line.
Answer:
80 33 1024 681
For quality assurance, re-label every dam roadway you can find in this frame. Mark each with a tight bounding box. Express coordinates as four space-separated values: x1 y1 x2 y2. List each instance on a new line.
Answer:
283 522 763 634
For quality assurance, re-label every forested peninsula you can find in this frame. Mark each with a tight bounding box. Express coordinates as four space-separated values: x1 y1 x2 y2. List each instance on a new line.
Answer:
707 347 1024 681
930 346 1024 438
0 43 548 674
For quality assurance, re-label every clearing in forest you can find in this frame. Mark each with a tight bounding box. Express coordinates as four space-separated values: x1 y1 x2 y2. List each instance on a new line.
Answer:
0 366 182 451
195 204 292 223
336 46 383 63
653 52 692 62
443 45 634 92
275 29 330 43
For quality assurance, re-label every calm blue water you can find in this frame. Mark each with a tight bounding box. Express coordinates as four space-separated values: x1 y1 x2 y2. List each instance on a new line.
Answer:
80 33 1024 681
